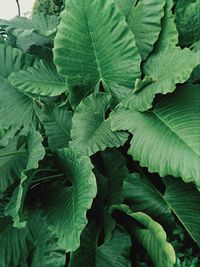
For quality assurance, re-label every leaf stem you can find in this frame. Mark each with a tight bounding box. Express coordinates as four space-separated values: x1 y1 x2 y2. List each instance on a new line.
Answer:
0 150 26 158
16 0 21 16
31 174 64 183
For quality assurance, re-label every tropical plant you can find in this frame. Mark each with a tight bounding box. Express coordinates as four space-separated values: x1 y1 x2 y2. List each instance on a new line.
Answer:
0 0 199 266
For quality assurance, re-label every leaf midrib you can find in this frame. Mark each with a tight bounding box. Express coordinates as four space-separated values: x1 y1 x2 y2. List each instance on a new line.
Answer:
84 4 103 83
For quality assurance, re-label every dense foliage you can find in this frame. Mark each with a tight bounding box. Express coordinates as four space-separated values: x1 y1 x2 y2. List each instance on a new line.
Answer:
32 0 64 15
0 0 199 266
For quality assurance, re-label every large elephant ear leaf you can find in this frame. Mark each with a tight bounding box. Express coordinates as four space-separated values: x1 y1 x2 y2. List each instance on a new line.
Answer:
40 148 97 252
8 60 66 96
69 222 131 267
123 47 199 111
70 92 128 156
54 0 141 107
121 0 166 60
111 85 200 188
111 205 176 267
163 177 200 247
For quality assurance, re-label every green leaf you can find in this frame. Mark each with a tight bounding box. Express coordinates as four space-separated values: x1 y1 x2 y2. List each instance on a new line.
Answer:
190 41 200 83
123 173 172 223
70 93 128 156
54 0 141 107
0 43 35 79
69 223 131 267
0 205 65 267
41 105 73 150
163 177 200 247
115 0 137 18
0 77 38 129
101 150 128 241
0 13 59 51
41 148 97 251
0 206 33 267
155 0 178 51
8 60 66 96
111 204 176 267
175 0 200 46
27 209 66 267
123 47 199 111
0 138 27 195
125 0 165 60
30 12 60 38
5 131 45 228
111 85 200 188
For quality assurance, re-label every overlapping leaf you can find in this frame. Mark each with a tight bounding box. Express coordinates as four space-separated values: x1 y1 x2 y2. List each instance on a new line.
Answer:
69 223 131 267
54 0 141 106
123 47 199 111
0 138 27 196
0 202 33 267
70 93 128 156
115 0 137 18
0 44 39 130
155 0 178 51
0 77 39 130
119 0 165 60
101 150 128 240
0 43 35 79
163 177 200 247
27 210 66 267
111 85 200 188
0 205 66 267
5 131 45 228
41 105 72 150
111 205 176 267
0 13 59 51
123 173 172 223
40 148 97 251
175 0 200 46
9 60 66 96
